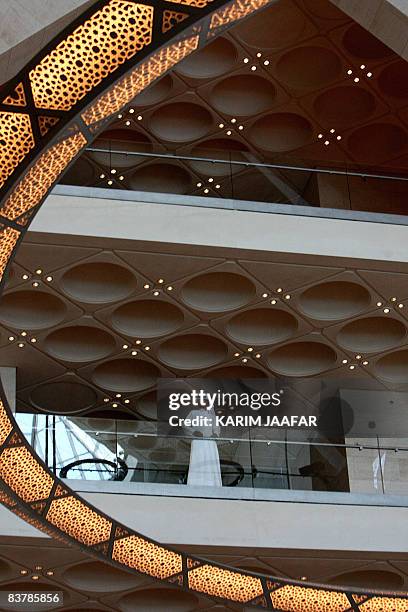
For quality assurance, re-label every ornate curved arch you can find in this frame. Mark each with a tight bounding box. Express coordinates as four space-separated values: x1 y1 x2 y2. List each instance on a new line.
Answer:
0 1 406 609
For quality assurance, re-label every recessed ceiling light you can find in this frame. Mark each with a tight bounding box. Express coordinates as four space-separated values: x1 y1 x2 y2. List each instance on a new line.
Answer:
324 140 330 146
270 299 277 305
35 269 42 275
342 359 348 364
354 77 359 83
336 135 342 141
117 114 123 119
285 294 291 300
238 125 244 130
383 308 390 314
399 303 404 309
347 69 353 75
251 65 257 71
103 398 109 403
131 350 137 356
263 60 270 66
256 52 262 58
136 340 142 344
143 283 150 289
21 331 27 337
255 353 261 359
167 286 173 291
231 118 236 124
100 173 105 179
330 128 335 134
112 403 118 408
196 182 202 188
145 346 150 351
116 393 122 398
111 169 116 174
122 344 129 349
129 108 135 114
204 188 209 193
376 301 383 307
32 281 39 288
137 115 143 121
234 352 240 358
262 293 268 298
18 343 24 348
22 273 29 280
367 72 373 78
277 287 283 293
125 120 131 126
119 175 124 181
218 123 224 129
242 358 248 363
349 365 355 370
158 278 164 284
30 338 37 343
8 336 14 342
363 360 369 366
46 275 53 282
247 347 253 352
208 177 214 183
153 290 160 296
360 64 366 70
318 134 323 139
108 180 113 185
124 399 130 404
243 58 249 64
226 130 232 136
215 184 221 189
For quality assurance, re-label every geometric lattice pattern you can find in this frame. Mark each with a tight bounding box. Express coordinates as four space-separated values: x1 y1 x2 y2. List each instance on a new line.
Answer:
0 445 54 503
1 132 87 221
269 585 351 612
0 0 408 608
0 225 20 279
188 564 264 602
0 113 34 188
38 115 60 137
2 83 27 107
29 1 153 111
209 0 271 35
112 535 183 579
162 10 189 33
46 496 112 546
82 35 199 126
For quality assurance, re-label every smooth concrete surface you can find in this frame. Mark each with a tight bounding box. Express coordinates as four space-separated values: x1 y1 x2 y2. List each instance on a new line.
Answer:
1 489 407 553
31 190 408 265
0 367 16 413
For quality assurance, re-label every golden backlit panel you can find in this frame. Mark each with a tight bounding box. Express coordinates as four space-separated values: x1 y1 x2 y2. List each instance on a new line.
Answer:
162 10 189 33
0 446 54 503
112 535 182 579
359 597 408 611
0 401 12 445
1 133 87 222
2 83 27 107
209 0 270 35
82 35 199 125
46 496 112 546
270 586 351 612
0 490 16 507
29 1 153 111
38 116 60 137
166 0 213 7
0 113 34 188
188 565 263 603
0 226 20 280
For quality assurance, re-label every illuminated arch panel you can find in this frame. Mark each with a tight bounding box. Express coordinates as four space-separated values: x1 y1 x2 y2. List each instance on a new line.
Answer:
0 0 407 609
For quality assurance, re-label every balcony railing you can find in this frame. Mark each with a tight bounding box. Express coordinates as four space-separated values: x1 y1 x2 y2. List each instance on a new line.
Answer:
16 413 408 502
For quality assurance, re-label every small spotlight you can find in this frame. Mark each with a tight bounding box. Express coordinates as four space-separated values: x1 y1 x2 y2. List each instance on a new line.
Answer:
230 118 237 124
349 365 355 370
367 72 372 78
125 120 131 126
342 359 348 364
8 336 14 342
46 275 53 282
153 290 160 296
116 393 122 398
131 350 138 356
255 353 261 359
197 182 202 188
243 58 249 64
383 308 390 314
362 360 369 366
376 301 383 307
100 173 105 179
136 340 142 345
284 294 291 300
31 575 40 581
234 352 240 358
32 281 39 288
226 130 232 136
204 188 209 194
112 403 118 408
347 69 353 75
35 269 42 275
256 52 262 58
111 169 117 174
158 278 164 284
242 358 248 364
18 342 24 348
167 286 173 291
124 399 130 404
119 175 124 181
262 293 268 298
129 108 135 114
137 115 143 121
143 283 150 289
277 287 283 293
108 180 113 185
251 65 257 71
270 299 277 305
30 338 37 344
354 77 359 83
21 331 27 337
218 123 224 129
122 344 129 349
145 346 150 351
20 569 28 575
263 60 270 66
